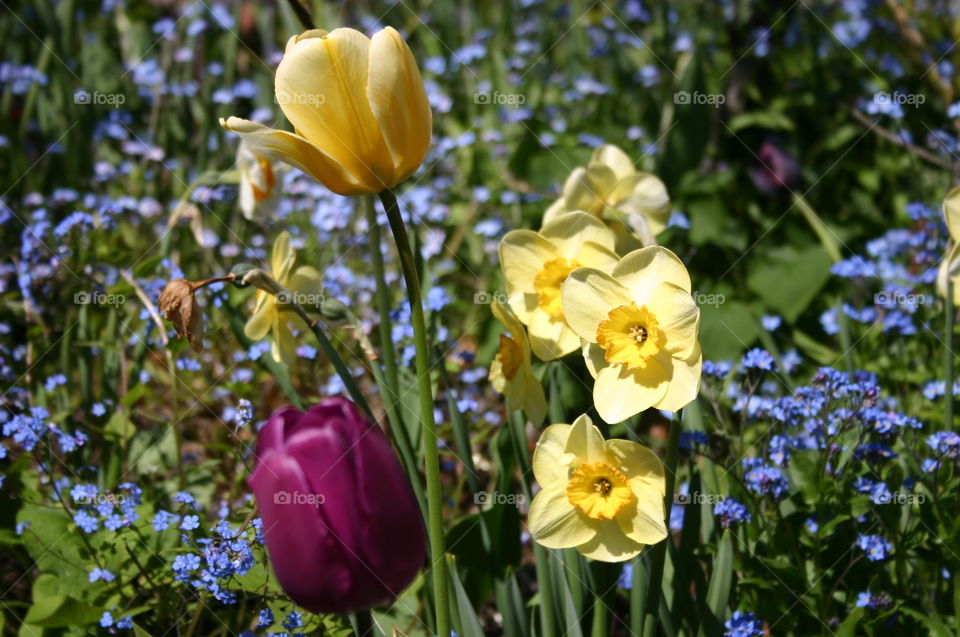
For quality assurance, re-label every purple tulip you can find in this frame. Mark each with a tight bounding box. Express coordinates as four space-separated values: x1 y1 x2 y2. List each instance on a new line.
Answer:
249 397 425 613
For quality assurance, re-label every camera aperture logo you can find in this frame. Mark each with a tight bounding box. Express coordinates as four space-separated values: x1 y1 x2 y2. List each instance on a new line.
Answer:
273 490 326 508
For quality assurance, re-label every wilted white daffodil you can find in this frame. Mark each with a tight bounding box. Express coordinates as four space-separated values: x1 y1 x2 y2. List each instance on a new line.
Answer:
937 186 960 304
528 413 667 562
245 231 324 365
499 211 619 361
488 299 546 425
543 144 671 249
221 27 431 196
237 140 283 219
561 247 702 424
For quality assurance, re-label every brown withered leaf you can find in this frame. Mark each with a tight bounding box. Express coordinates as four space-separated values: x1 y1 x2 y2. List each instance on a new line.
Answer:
159 278 204 352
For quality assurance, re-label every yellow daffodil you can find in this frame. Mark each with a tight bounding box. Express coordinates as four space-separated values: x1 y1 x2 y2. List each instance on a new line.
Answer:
499 211 619 361
237 140 283 219
528 414 667 562
937 186 960 304
561 247 701 424
543 144 671 248
245 231 323 364
221 27 431 196
489 299 546 425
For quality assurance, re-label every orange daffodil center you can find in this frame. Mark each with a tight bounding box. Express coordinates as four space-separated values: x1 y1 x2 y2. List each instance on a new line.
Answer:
566 461 633 520
534 258 581 318
596 302 663 370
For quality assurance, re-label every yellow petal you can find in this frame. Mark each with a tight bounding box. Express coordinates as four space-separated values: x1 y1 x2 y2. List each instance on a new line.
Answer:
560 267 632 342
582 340 607 379
613 246 692 303
603 438 666 490
566 165 616 215
563 414 606 465
275 28 394 190
532 424 575 486
367 27 432 183
522 372 547 426
574 519 644 562
271 231 295 281
527 309 580 361
593 358 669 424
591 144 635 181
541 197 570 226
499 230 557 321
288 265 324 311
220 117 366 195
615 488 667 547
654 349 702 412
528 485 597 549
611 172 671 236
576 240 621 272
648 282 700 360
944 186 960 242
540 211 617 259
271 320 298 365
244 303 275 340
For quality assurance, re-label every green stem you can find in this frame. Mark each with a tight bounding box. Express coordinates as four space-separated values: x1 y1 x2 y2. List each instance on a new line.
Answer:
642 411 682 637
379 188 450 637
946 283 954 431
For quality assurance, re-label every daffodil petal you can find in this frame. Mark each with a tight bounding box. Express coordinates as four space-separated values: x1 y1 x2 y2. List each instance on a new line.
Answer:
613 246 692 302
563 414 606 465
528 486 596 549
648 282 700 359
603 439 666 489
582 340 607 379
500 230 557 303
540 211 617 259
522 372 547 426
593 359 669 424
561 267 632 342
220 117 366 196
576 240 621 272
615 488 667 546
591 144 635 181
271 230 295 281
271 320 298 365
654 349 702 412
528 310 580 361
944 186 960 242
245 304 275 341
531 424 574 486
367 27 432 183
541 197 570 226
575 519 644 562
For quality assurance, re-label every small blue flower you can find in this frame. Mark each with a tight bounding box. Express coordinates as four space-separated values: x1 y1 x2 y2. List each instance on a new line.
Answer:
100 611 114 628
180 515 200 531
256 608 274 628
714 498 751 528
724 610 763 636
761 315 782 331
89 568 116 583
741 348 776 372
856 534 892 561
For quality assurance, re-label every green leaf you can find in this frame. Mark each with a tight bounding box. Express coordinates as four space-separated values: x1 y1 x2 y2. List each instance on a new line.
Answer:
746 246 832 322
23 574 102 628
698 300 758 360
727 111 795 132
447 555 485 637
834 607 863 637
15 504 90 590
699 531 733 637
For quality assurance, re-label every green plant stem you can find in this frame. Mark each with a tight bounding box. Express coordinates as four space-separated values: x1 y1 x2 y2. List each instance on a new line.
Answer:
379 188 450 637
946 283 954 431
642 411 682 637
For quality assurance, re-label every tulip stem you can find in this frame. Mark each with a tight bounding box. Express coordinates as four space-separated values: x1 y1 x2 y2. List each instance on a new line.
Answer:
379 188 450 637
642 409 682 637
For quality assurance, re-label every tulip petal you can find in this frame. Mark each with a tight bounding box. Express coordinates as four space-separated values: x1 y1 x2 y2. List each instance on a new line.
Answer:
561 267 632 342
613 246 692 302
648 282 700 359
367 27 432 183
575 519 645 562
540 211 617 259
593 359 669 424
654 349 702 412
276 29 394 190
563 413 606 465
527 309 580 361
220 117 367 195
528 485 596 549
532 423 574 486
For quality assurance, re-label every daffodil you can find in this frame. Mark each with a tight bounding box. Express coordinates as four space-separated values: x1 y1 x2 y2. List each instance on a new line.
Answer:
489 299 546 425
543 144 670 248
245 231 323 364
528 414 667 562
937 186 960 304
561 246 701 424
221 27 431 196
499 211 619 360
237 140 283 219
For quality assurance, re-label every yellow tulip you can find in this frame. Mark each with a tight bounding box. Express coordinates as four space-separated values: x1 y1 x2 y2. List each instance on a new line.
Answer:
499 211 619 361
489 299 546 425
528 414 667 562
221 27 432 196
561 246 701 424
245 231 323 364
543 144 671 247
237 140 283 219
937 186 960 304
